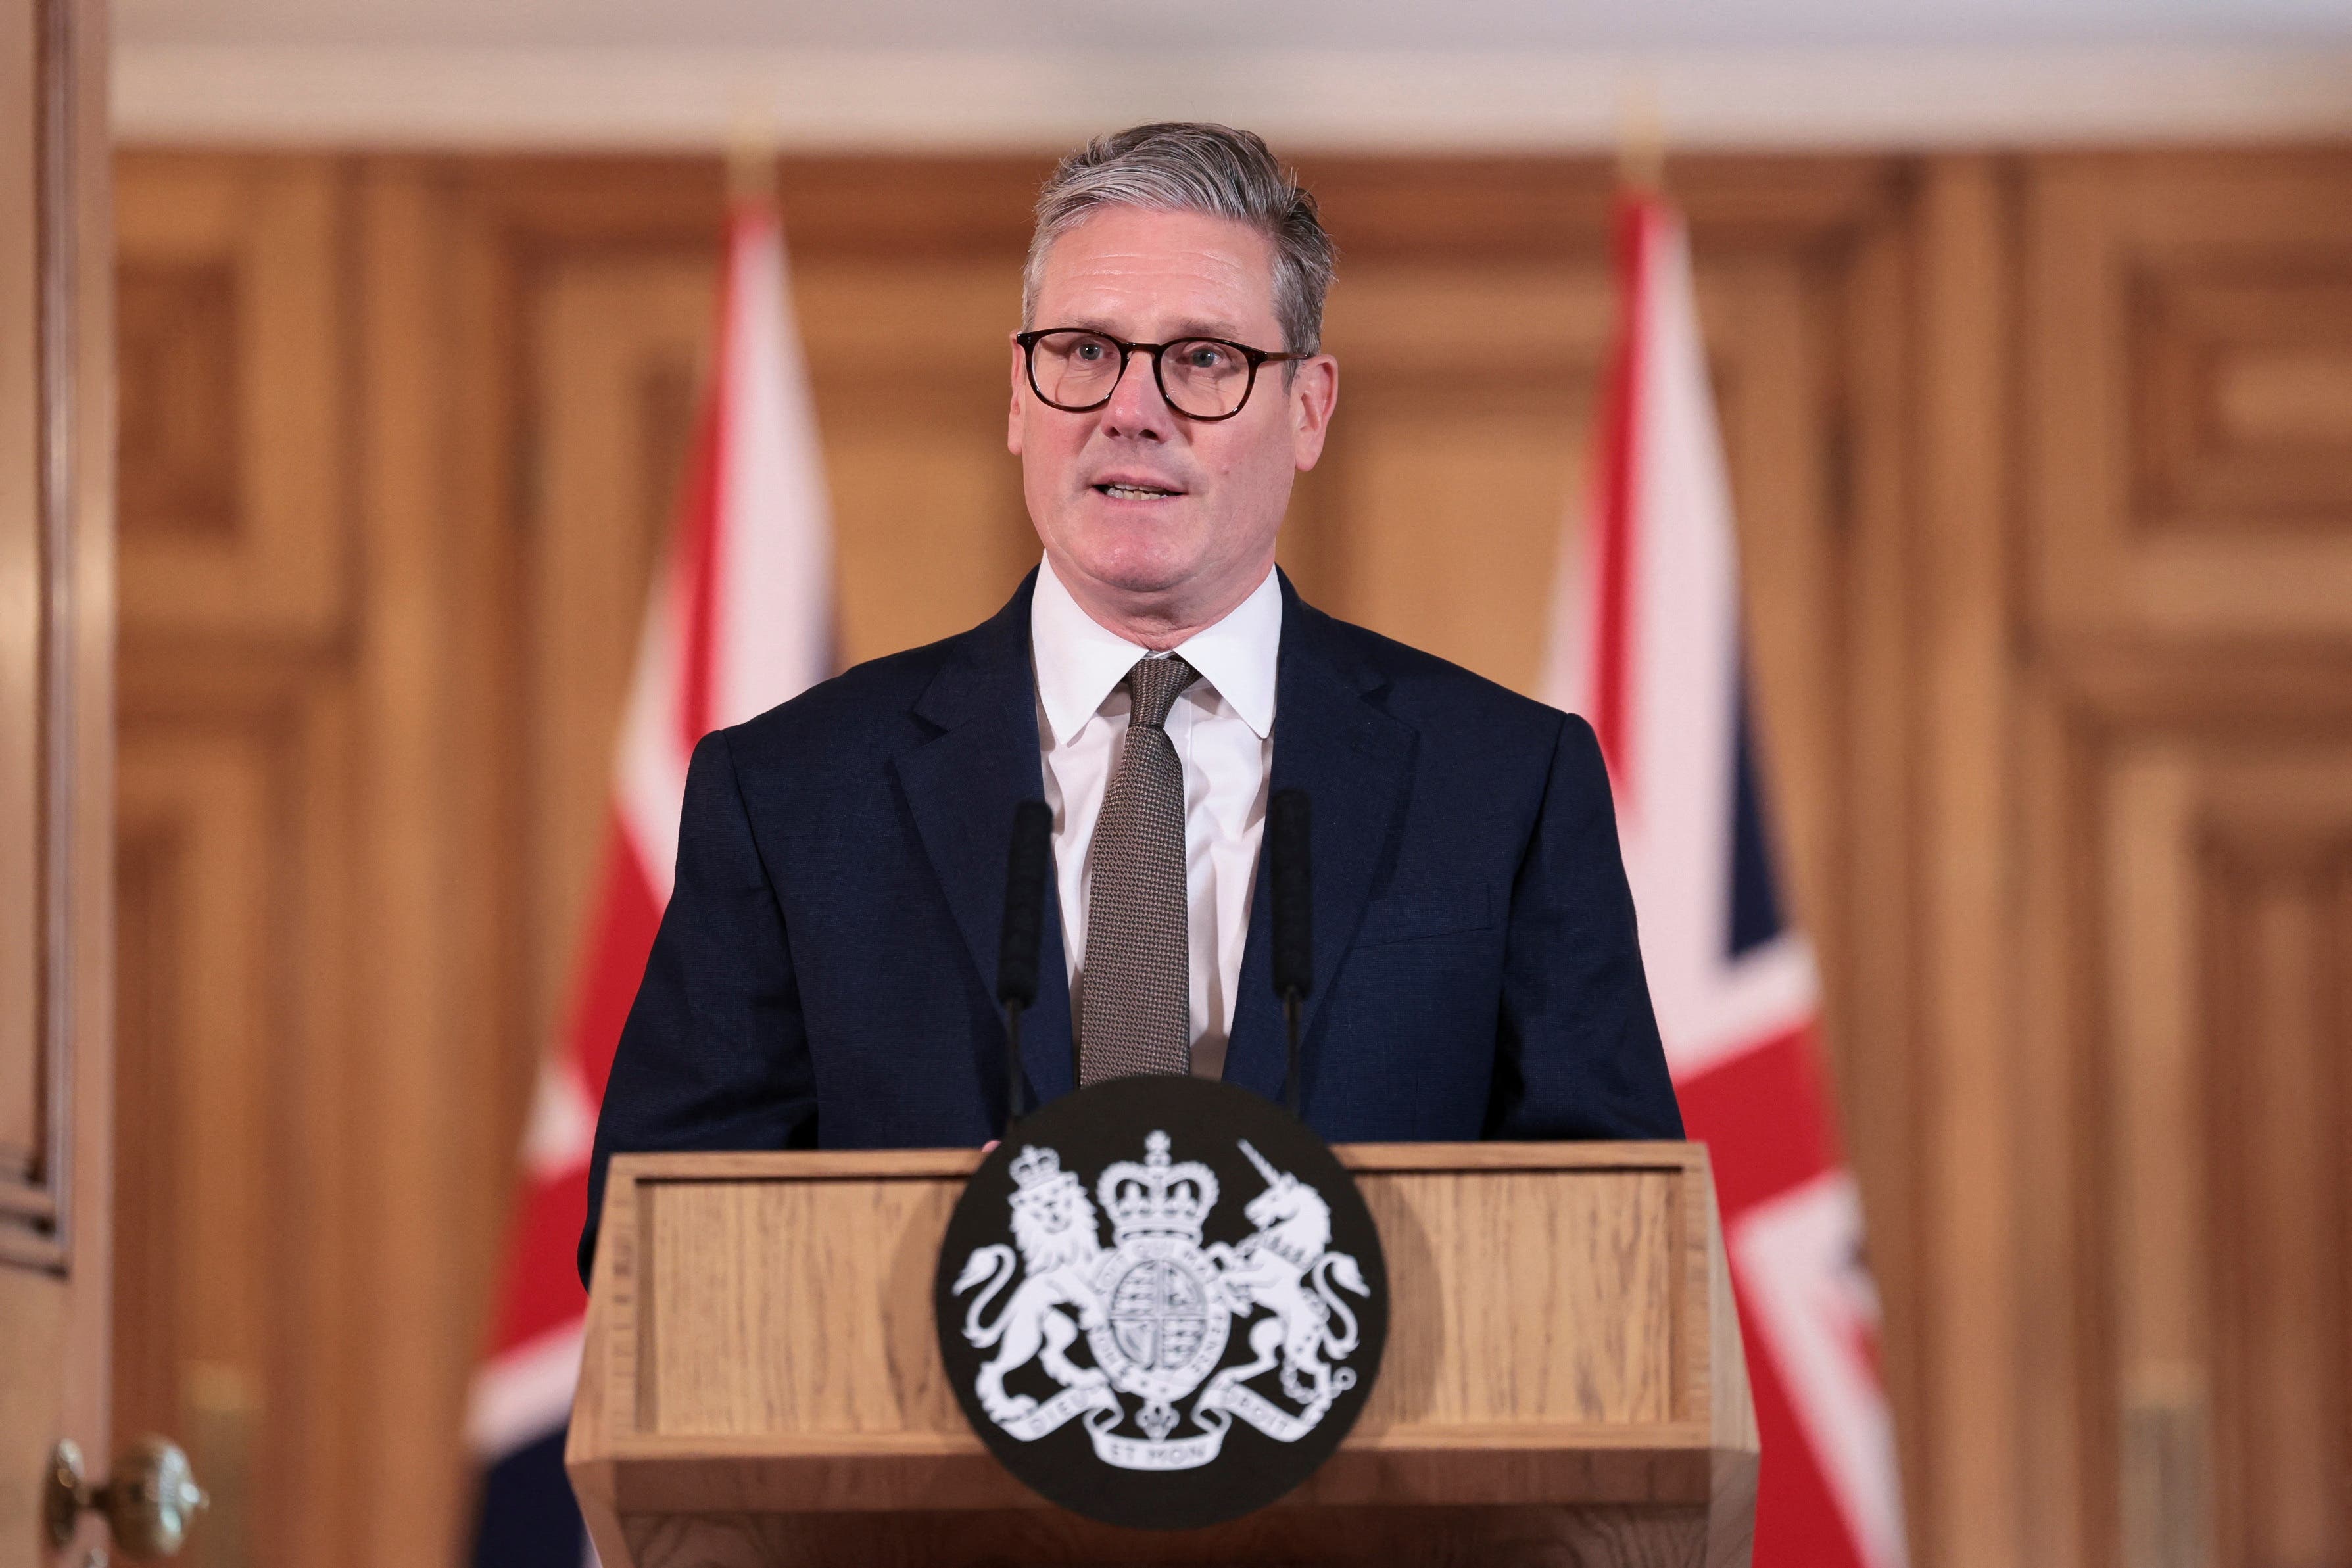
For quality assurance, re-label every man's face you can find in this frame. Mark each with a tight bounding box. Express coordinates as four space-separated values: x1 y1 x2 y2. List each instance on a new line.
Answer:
1009 206 1337 623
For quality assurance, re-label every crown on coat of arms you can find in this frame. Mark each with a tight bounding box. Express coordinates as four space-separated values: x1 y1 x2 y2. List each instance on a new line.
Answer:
1009 1145 1072 1191
1098 1131 1219 1245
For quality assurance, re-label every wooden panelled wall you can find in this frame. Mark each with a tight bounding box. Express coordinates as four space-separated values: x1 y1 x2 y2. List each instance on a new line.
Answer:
109 146 2352 1568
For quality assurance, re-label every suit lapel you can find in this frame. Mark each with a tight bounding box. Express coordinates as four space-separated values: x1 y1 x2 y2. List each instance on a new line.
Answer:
891 573 1077 1108
1223 581 1416 1104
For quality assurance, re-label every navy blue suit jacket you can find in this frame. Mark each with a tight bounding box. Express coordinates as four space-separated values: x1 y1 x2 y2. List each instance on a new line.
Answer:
579 572 1679 1283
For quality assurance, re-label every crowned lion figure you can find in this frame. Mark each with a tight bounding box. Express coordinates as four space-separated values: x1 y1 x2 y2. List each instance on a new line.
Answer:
951 1146 1109 1421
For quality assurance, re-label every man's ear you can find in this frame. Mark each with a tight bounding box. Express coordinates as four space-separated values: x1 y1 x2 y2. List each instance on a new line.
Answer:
1290 354 1339 473
1007 333 1028 457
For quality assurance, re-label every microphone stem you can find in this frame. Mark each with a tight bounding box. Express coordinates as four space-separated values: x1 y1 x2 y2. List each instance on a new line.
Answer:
1282 990 1302 1116
1003 999 1024 1139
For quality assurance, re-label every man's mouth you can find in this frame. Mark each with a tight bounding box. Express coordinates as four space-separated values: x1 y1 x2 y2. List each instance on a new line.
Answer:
1094 481 1184 500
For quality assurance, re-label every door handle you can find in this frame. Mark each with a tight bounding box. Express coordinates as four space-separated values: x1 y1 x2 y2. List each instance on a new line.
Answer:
44 1437 208 1558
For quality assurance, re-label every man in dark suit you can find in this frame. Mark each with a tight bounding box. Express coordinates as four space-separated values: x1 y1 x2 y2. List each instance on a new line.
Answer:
580 123 1679 1285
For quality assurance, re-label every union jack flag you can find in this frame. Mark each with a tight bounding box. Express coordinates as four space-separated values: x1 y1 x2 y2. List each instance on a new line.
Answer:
463 194 833 1567
1545 191 1909 1568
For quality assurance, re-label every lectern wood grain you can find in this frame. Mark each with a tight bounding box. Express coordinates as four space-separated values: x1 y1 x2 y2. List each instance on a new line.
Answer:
569 1143 1756 1567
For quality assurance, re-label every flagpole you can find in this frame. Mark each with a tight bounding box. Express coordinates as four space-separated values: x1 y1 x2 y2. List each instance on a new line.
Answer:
1616 71 1666 195
728 103 777 208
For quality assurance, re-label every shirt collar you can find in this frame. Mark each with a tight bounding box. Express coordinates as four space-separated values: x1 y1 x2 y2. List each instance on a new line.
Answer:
1030 554 1282 746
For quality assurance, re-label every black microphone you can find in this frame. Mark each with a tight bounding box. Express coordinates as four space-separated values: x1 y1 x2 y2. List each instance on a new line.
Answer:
997 799 1053 1137
1268 788 1312 1115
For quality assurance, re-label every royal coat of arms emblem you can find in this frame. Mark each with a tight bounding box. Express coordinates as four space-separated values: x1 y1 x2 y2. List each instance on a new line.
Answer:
949 1128 1374 1472
934 1073 1387 1528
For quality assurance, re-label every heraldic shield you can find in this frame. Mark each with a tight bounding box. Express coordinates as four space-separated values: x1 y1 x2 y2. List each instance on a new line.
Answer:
934 1074 1389 1531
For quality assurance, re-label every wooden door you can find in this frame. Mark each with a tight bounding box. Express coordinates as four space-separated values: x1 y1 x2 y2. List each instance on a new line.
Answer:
0 0 117 1564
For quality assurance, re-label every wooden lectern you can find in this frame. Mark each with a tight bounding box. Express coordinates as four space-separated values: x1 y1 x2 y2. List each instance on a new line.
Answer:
568 1143 1756 1567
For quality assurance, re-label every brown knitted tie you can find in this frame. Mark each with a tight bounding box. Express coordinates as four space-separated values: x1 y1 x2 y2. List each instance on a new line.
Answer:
1078 655 1200 1083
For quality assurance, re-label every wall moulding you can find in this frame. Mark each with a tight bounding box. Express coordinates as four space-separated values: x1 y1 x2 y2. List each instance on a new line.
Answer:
112 44 2352 155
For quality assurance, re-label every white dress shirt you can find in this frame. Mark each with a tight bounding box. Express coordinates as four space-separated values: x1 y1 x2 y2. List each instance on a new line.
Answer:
1030 554 1280 1081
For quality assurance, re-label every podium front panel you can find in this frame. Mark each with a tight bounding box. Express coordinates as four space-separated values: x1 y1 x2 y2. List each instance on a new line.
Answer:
569 1142 1755 1567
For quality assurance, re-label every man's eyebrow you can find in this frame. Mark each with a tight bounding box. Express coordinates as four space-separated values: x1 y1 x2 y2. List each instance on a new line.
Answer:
1044 316 1255 342
1036 316 1135 340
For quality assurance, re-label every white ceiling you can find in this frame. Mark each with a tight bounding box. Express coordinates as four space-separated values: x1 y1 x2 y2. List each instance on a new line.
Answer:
115 0 2352 54
112 0 2352 149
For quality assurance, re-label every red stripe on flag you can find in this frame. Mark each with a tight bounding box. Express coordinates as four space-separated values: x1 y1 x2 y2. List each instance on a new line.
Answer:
1737 1284 1873 1568
1674 1022 1841 1224
675 217 754 751
486 1164 588 1355
675 393 722 751
1689 1028 1892 1568
477 813 662 1358
565 815 666 1105
1587 195 1656 794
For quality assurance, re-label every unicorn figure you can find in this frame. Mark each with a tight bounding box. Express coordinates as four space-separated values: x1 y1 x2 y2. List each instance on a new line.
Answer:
1205 1139 1370 1409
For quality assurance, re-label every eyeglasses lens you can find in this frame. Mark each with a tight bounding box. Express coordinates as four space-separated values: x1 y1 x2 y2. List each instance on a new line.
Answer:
1160 339 1248 417
1030 331 1122 410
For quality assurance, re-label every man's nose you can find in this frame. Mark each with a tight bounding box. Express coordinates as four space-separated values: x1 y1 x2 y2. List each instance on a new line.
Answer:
1098 348 1174 440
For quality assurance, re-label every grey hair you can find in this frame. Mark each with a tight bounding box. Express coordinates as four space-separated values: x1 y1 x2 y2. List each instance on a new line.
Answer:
1022 122 1337 356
